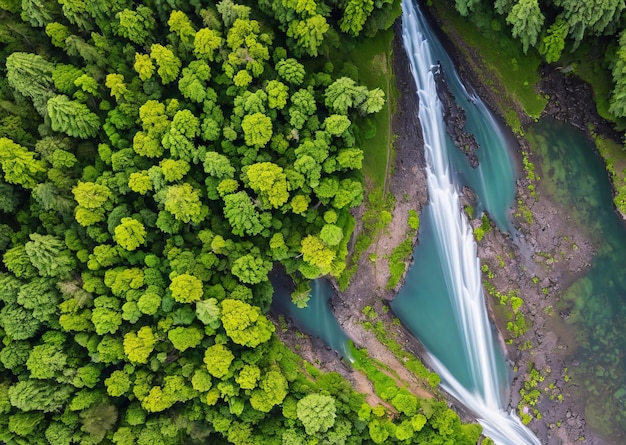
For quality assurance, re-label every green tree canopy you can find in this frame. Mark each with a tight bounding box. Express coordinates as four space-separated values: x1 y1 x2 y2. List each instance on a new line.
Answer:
113 218 147 251
296 393 337 435
241 112 273 148
47 95 101 139
169 273 203 303
220 298 274 347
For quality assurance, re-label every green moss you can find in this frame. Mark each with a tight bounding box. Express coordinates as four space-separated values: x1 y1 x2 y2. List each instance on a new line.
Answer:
386 239 413 289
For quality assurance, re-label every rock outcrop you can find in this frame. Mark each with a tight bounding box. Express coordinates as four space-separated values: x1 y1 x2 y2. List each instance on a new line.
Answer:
433 62 480 168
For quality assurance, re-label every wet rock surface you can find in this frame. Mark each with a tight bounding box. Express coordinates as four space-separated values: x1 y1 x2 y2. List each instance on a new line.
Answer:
433 63 480 168
539 64 621 141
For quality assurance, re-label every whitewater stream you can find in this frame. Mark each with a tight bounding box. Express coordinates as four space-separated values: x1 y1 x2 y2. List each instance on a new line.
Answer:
389 1 541 444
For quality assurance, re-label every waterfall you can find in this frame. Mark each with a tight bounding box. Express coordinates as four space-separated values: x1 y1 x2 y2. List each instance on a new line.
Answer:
394 1 541 443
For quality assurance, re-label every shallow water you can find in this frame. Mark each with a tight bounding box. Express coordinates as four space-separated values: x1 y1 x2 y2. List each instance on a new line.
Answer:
529 118 626 438
271 278 354 361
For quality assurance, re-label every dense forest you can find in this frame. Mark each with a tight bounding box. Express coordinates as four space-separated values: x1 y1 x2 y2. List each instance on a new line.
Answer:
0 0 488 444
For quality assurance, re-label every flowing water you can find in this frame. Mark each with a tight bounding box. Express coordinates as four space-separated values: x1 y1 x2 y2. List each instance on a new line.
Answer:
389 1 540 443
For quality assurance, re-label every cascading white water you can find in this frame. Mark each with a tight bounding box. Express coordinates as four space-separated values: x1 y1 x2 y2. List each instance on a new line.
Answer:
399 1 541 443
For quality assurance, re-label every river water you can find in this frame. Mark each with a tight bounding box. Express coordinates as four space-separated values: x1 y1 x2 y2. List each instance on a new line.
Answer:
389 0 541 443
529 118 626 439
271 278 354 361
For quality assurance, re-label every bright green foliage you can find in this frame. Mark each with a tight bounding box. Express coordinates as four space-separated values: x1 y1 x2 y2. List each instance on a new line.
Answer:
325 77 369 115
195 298 221 329
150 44 182 84
290 194 310 214
296 393 337 435
134 53 155 81
26 343 67 379
194 28 223 61
233 69 253 87
242 112 273 148
163 183 206 224
169 273 203 303
0 1 401 443
368 419 390 444
51 64 83 95
8 380 73 413
218 0 251 27
0 138 46 189
114 218 146 251
231 254 272 284
360 88 386 114
168 10 197 49
266 80 289 109
73 181 111 209
506 0 544 53
116 6 156 45
137 288 162 315
340 0 375 36
18 279 61 324
47 95 101 139
105 370 132 397
105 73 128 101
319 224 343 247
141 375 195 412
204 151 235 179
3 246 35 279
337 148 364 170
287 15 329 57
92 306 123 335
246 162 289 208
9 411 45 438
167 325 204 351
223 191 264 236
128 171 153 194
300 234 335 274
25 233 75 278
191 369 213 392
160 158 190 182
249 369 287 412
204 343 234 378
74 73 98 95
324 114 351 136
220 299 274 347
123 326 156 364
179 61 211 103
276 58 305 85
554 0 623 45
236 364 261 389
391 392 418 416
539 18 569 63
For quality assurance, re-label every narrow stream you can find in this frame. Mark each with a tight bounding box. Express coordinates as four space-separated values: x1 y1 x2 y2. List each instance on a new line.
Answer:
390 1 540 443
